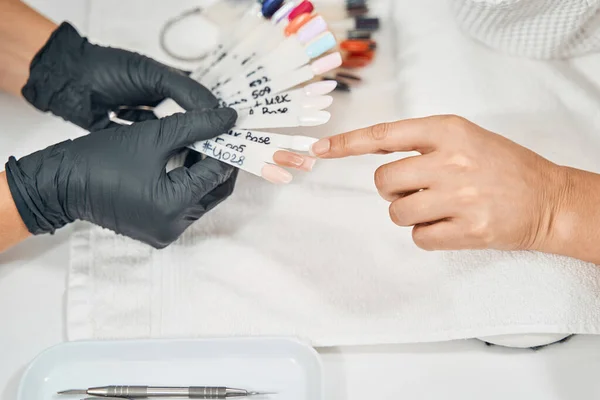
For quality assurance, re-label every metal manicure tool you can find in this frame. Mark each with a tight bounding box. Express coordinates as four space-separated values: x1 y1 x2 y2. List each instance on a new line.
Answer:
57 386 275 399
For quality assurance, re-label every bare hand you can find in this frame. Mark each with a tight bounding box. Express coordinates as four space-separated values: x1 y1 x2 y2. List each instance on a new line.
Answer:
311 115 569 252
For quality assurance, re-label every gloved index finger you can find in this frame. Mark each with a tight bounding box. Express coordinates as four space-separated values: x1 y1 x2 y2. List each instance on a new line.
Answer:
152 63 219 110
158 108 238 154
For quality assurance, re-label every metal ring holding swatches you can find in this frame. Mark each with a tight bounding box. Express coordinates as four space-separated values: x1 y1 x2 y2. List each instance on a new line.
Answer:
110 7 212 125
107 105 155 126
158 7 211 62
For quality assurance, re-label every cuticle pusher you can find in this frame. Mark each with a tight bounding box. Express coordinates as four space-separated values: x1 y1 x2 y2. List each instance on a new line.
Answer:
57 386 275 399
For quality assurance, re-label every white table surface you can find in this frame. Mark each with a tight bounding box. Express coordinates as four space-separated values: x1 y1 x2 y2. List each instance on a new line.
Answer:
2 230 600 400
2 1 600 399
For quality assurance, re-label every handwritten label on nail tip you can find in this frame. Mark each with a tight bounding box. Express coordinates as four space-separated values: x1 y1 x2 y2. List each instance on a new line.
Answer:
252 86 272 99
249 76 271 88
246 94 292 111
214 137 247 153
261 107 288 115
199 141 245 166
227 130 272 146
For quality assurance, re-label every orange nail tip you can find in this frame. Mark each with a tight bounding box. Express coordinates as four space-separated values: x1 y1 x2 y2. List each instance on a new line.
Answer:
285 13 315 36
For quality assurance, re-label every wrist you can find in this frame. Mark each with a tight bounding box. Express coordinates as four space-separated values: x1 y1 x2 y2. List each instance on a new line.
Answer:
536 166 600 263
4 141 75 235
0 0 56 96
0 171 30 252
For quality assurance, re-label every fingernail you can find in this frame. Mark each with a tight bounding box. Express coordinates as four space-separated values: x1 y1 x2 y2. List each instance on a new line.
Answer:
310 138 330 156
261 164 293 184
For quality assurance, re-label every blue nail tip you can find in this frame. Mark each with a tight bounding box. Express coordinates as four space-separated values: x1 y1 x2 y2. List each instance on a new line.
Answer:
262 0 284 18
306 32 337 59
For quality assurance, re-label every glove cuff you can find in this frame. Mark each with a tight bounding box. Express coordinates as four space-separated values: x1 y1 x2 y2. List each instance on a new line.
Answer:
5 159 41 234
5 145 75 235
21 22 93 129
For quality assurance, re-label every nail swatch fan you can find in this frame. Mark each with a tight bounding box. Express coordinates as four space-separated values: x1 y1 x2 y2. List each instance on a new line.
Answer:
154 1 342 184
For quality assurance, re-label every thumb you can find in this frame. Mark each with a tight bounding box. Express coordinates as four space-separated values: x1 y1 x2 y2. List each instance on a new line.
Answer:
158 108 238 152
168 156 235 201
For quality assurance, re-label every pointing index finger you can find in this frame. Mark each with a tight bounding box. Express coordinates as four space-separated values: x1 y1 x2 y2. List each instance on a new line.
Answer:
311 116 443 158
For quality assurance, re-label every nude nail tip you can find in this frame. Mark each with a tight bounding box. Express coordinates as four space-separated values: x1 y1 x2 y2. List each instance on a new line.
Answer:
302 157 317 171
261 164 293 184
310 52 343 75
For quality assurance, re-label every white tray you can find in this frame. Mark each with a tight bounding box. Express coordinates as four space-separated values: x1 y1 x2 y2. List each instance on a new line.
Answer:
17 337 322 400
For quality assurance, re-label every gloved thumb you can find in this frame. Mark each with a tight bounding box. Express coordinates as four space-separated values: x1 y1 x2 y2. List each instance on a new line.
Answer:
168 156 235 202
158 108 238 153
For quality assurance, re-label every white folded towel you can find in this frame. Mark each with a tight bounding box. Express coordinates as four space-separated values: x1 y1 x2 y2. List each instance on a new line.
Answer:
65 0 600 345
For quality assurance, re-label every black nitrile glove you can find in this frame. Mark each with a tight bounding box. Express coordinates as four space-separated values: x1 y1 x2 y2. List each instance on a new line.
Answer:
22 22 216 130
5 108 238 249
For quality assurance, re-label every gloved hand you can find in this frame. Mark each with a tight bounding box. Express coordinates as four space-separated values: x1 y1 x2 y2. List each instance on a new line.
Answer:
21 22 216 130
5 108 238 249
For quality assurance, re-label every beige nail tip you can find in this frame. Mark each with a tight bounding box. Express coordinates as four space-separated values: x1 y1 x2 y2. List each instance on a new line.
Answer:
262 164 293 184
302 157 317 171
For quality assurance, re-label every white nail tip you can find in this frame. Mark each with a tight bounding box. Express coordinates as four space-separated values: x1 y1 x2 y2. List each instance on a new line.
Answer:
299 111 331 126
304 80 338 96
303 95 333 110
292 136 319 152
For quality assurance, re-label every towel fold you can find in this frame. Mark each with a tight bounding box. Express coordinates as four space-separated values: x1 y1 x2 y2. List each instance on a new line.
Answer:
66 0 600 344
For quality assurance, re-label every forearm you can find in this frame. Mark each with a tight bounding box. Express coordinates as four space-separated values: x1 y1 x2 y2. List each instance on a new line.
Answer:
540 167 600 265
0 0 56 96
0 171 31 252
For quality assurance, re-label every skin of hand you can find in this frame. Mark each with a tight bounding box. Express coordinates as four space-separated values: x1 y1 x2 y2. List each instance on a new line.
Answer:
4 108 239 250
0 0 56 96
0 171 30 252
311 115 600 264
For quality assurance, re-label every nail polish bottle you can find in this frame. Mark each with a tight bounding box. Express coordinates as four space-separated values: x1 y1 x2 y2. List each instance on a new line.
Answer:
314 0 369 21
331 16 380 32
347 30 372 40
